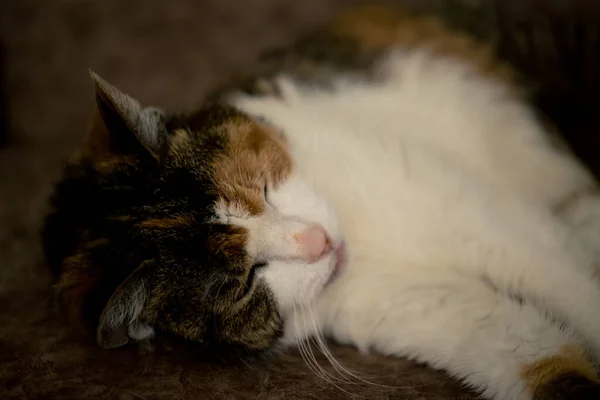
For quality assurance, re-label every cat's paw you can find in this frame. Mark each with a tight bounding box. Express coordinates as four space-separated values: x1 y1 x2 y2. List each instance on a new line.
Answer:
532 372 600 400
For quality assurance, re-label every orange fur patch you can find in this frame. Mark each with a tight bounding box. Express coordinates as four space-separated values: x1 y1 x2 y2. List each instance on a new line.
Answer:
211 118 292 216
205 226 249 260
521 345 599 394
137 214 195 229
330 5 514 83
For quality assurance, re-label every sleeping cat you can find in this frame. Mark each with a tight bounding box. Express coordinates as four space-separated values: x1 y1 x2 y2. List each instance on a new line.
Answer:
43 4 600 400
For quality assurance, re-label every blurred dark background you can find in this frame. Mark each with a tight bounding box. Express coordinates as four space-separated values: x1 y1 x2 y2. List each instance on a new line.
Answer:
0 0 594 399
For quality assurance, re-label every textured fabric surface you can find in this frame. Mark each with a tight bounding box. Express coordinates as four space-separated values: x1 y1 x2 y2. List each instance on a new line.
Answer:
1 0 595 399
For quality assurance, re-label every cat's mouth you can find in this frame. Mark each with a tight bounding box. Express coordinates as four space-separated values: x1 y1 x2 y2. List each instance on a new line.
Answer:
327 240 347 285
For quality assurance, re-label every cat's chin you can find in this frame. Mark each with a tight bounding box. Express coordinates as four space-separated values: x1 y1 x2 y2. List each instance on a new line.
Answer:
274 240 348 347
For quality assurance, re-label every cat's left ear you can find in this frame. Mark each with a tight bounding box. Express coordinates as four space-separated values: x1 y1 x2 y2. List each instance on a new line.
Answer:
97 262 154 349
89 70 168 160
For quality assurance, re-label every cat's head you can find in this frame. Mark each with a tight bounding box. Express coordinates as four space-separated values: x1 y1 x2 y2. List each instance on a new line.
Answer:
47 72 345 355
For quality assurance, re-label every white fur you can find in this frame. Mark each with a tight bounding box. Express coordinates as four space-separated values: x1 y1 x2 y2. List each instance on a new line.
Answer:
213 176 344 313
229 49 600 399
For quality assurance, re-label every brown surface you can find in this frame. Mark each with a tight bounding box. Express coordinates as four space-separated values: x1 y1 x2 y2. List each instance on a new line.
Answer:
2 0 598 399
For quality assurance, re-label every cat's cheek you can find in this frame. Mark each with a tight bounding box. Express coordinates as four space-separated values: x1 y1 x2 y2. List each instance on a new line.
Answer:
257 260 332 313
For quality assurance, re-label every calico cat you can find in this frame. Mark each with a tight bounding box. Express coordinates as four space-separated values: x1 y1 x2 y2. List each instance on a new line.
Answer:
43 4 600 400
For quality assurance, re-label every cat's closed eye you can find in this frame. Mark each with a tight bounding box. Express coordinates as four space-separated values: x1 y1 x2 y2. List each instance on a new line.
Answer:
243 262 267 297
264 184 274 207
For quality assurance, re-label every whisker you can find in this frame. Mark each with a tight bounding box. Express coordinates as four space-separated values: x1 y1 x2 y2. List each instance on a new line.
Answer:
202 270 224 299
304 307 357 385
306 301 416 391
307 303 400 390
297 303 361 397
293 305 337 386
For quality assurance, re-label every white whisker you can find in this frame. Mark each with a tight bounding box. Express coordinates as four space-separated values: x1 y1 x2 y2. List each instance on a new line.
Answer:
307 303 401 390
296 303 364 397
293 305 337 386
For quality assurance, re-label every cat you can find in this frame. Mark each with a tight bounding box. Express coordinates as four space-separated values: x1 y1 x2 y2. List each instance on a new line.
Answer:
42 4 600 400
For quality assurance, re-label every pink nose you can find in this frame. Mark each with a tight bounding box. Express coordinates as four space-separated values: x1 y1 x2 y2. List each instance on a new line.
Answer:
294 224 332 263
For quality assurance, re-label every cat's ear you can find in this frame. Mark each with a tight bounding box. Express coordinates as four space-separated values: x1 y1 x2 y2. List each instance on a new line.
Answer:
97 262 154 349
89 70 168 160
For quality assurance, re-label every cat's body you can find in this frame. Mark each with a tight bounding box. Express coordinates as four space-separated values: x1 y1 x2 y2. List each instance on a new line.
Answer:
232 45 600 398
43 4 600 400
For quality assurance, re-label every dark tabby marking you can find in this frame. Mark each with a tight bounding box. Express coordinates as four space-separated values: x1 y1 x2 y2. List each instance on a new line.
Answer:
43 73 287 354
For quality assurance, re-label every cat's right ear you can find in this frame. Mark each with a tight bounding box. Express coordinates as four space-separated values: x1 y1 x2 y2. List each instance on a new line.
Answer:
88 70 168 160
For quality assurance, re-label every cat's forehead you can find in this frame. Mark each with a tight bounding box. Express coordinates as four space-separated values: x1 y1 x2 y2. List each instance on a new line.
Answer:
172 106 293 216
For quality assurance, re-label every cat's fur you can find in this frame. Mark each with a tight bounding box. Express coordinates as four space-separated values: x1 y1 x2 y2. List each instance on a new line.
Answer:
43 4 600 400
